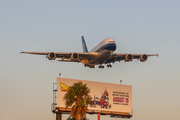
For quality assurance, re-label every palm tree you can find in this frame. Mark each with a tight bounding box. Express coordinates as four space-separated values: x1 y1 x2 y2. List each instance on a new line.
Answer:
64 81 92 120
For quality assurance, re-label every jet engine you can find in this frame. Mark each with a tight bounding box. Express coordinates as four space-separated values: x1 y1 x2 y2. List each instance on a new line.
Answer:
140 54 148 62
46 52 56 60
71 53 79 60
125 54 133 62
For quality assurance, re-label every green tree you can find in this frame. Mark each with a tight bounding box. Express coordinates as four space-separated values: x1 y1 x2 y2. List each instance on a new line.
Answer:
64 81 92 120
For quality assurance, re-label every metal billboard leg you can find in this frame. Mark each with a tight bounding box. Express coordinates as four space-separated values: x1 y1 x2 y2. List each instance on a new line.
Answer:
98 113 100 120
56 113 62 120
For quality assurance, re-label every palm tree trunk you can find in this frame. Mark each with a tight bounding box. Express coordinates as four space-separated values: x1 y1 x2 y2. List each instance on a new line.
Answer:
76 113 81 120
77 106 83 120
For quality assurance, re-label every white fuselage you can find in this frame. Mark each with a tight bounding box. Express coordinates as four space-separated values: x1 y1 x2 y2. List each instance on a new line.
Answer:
87 38 116 65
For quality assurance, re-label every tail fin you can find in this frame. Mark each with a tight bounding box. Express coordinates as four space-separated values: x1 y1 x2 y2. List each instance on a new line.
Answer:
81 36 88 53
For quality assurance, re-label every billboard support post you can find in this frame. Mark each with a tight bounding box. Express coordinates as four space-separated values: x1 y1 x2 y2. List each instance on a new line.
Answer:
56 113 61 120
98 113 100 120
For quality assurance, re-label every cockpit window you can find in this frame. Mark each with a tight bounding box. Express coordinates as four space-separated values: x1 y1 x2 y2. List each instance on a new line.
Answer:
109 41 114 43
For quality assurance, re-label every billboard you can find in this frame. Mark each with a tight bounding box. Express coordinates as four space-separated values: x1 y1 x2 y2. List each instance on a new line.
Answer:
56 78 132 116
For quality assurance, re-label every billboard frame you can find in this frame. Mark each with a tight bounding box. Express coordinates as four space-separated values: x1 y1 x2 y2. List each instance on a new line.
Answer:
51 78 133 119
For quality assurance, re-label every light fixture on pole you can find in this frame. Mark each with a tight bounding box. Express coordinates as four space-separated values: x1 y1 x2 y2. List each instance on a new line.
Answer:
120 80 122 84
59 73 61 77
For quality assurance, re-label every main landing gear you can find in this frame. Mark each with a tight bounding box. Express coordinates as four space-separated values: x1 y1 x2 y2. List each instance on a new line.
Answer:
98 64 112 68
107 64 112 68
89 65 95 68
85 64 112 68
98 65 104 68
84 64 95 68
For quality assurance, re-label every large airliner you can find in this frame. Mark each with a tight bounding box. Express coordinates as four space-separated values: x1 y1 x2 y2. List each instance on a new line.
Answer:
21 36 158 68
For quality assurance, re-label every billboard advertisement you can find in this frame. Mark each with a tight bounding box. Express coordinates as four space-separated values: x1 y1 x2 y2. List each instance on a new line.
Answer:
56 78 132 115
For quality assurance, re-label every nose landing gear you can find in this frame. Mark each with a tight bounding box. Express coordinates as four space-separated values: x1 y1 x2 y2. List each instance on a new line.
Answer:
84 64 88 67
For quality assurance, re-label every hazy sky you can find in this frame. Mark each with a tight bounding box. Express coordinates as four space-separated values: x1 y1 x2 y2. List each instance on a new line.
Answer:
1 0 180 120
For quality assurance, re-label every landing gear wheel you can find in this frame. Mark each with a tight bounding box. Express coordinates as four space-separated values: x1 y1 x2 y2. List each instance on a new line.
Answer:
107 64 112 68
98 65 104 68
89 65 95 68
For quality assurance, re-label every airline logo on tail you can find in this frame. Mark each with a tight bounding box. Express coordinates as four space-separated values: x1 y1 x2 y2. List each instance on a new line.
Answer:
83 43 86 50
81 36 88 53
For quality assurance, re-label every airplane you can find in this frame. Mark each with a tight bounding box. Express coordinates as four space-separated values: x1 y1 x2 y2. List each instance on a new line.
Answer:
21 36 158 68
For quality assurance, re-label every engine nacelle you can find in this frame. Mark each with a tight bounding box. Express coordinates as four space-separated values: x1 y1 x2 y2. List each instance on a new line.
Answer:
70 53 79 61
46 52 56 60
125 54 133 62
140 54 148 62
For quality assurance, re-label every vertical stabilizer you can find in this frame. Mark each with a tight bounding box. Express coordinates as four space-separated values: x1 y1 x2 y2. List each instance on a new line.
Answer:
81 36 88 53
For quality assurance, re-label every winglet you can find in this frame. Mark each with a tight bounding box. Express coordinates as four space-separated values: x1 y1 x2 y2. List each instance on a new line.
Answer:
81 36 88 53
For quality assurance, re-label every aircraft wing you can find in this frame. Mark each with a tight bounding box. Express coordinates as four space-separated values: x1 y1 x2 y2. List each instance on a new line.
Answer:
106 53 158 63
21 51 97 62
21 52 49 55
21 52 72 58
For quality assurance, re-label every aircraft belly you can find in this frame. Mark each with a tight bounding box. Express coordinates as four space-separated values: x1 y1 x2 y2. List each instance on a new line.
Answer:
89 50 111 65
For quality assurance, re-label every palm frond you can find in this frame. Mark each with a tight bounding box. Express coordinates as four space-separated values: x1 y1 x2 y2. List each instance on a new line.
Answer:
64 81 92 120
